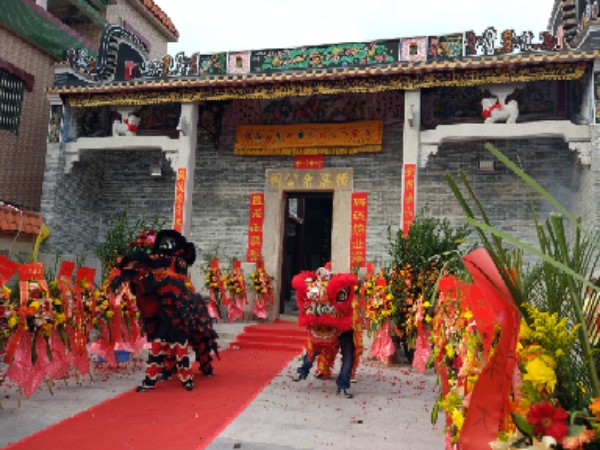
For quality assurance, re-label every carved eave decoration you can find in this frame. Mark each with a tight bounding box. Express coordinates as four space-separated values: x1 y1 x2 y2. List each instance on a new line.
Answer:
49 51 597 108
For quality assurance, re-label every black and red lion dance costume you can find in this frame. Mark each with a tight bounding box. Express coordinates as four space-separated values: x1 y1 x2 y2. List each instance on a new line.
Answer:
109 229 218 392
291 267 362 398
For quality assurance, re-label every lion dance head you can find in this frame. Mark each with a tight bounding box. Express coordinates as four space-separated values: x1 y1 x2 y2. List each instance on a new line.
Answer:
292 267 359 356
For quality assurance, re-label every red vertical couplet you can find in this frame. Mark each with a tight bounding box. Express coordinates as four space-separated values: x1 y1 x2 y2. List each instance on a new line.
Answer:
402 163 416 236
246 193 265 263
350 192 368 268
173 168 186 233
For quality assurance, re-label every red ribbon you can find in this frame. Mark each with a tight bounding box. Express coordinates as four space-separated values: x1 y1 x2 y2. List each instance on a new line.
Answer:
123 118 138 132
481 101 502 119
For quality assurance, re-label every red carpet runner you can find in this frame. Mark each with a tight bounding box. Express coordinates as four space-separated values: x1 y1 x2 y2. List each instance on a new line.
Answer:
5 321 306 450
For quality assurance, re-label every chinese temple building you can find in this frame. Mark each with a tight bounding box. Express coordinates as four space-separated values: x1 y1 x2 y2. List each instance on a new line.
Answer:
42 0 600 317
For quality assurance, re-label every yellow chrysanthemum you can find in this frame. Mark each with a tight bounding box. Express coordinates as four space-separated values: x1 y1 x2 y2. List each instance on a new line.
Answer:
8 315 18 328
523 357 557 393
29 300 41 310
451 408 465 431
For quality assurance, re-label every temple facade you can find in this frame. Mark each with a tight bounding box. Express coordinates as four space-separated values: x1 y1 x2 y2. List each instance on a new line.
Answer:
41 0 600 317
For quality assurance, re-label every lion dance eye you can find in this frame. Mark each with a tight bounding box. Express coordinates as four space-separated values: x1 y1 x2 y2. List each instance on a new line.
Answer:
336 288 349 303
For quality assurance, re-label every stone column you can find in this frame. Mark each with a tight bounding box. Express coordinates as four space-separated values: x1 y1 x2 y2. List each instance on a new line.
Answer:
402 89 421 229
173 102 199 237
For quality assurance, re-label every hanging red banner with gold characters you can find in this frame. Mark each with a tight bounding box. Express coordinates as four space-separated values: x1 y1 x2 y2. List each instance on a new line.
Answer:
173 168 186 233
247 193 265 263
294 155 324 169
350 192 368 268
402 164 416 236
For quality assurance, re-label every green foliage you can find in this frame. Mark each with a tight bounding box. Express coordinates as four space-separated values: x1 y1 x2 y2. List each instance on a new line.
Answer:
387 206 471 274
386 207 471 347
446 141 600 402
94 211 165 281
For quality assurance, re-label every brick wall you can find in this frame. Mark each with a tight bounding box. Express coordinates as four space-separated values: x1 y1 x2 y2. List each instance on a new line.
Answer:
0 29 54 210
41 147 174 271
190 108 404 269
418 138 584 259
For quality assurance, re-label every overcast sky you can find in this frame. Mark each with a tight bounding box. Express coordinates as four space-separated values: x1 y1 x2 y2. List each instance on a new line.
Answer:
153 0 556 55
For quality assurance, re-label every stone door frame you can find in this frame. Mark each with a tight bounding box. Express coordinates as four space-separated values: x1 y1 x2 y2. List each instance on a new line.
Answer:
262 168 354 320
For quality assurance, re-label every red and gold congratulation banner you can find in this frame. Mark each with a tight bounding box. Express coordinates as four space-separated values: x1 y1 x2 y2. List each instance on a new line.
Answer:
459 249 520 450
0 254 18 285
294 155 324 169
246 193 265 263
235 121 383 156
402 164 416 236
173 168 186 233
350 192 368 268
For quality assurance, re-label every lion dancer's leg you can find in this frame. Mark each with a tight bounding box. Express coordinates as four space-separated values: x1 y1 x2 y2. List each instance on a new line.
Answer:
351 329 363 382
293 338 318 381
194 340 214 376
190 295 219 377
171 339 194 391
161 346 177 380
336 330 355 398
137 339 169 392
315 343 338 379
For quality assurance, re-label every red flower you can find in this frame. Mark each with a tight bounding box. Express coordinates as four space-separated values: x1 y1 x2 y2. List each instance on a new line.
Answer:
527 401 569 441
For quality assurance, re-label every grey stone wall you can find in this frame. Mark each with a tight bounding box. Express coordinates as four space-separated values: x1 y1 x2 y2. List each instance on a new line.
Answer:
41 147 174 274
418 138 584 260
40 98 596 283
190 108 404 270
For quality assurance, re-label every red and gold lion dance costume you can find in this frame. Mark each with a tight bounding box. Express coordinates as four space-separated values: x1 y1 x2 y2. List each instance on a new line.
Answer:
109 229 219 392
292 267 362 397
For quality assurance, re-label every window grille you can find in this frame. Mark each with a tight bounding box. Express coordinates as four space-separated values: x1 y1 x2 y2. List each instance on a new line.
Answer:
0 69 25 134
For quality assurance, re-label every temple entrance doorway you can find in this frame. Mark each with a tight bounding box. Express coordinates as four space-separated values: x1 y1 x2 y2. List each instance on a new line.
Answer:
279 192 333 314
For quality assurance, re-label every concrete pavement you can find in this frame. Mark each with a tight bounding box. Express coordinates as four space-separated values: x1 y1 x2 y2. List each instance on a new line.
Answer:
0 319 445 449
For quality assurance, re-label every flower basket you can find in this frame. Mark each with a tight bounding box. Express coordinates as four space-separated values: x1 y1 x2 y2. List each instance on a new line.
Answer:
98 350 131 364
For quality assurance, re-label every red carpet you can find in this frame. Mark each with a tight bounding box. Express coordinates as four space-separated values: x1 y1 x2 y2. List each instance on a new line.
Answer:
230 320 307 352
5 321 305 450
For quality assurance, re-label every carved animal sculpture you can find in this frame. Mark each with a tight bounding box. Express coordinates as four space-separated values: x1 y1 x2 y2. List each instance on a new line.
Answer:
481 97 519 124
112 114 140 136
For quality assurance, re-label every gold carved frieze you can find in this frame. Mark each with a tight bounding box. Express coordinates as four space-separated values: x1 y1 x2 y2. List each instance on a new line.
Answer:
266 168 353 192
64 62 588 108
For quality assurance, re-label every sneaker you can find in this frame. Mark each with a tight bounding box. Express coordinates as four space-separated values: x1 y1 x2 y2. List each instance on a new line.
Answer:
136 381 156 393
350 378 357 384
182 380 194 391
293 372 307 382
337 388 353 399
314 373 324 379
